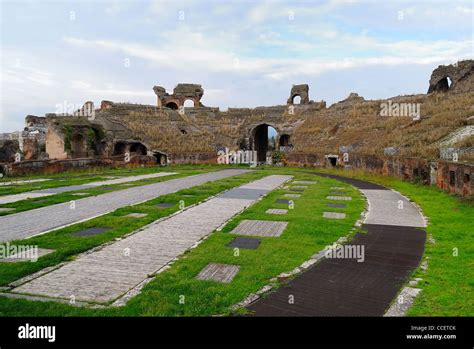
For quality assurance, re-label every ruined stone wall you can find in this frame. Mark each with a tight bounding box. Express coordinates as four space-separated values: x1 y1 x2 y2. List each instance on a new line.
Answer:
168 152 217 165
436 160 473 196
286 152 472 197
4 157 156 176
428 60 474 94
45 125 68 159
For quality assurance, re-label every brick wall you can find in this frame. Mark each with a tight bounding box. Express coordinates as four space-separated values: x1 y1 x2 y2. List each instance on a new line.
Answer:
286 152 473 197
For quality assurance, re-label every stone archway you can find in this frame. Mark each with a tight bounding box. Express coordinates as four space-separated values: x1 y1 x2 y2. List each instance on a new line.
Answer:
251 123 278 163
113 141 127 156
71 133 87 159
129 142 147 155
165 102 179 110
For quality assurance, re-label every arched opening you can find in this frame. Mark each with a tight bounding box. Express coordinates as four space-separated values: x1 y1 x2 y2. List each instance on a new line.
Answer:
183 99 195 108
113 141 127 156
154 151 167 165
434 77 452 92
252 124 278 163
129 142 147 155
180 129 187 135
165 102 179 110
70 134 87 159
279 134 290 148
292 95 301 104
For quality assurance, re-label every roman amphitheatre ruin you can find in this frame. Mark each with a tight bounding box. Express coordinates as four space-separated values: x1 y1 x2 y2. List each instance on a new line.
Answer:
1 60 473 196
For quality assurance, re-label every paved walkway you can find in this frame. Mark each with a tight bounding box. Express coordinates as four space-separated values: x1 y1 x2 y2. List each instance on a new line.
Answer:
12 175 292 303
0 169 249 243
247 172 427 316
0 172 176 205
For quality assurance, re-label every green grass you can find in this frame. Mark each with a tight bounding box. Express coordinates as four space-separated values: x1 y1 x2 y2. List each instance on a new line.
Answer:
1 164 470 317
303 167 474 316
0 168 364 316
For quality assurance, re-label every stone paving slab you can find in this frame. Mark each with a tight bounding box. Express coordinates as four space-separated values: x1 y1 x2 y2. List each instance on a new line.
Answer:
72 227 111 237
227 237 261 250
361 189 426 227
326 195 352 201
0 248 55 263
330 191 347 195
291 186 308 189
0 208 15 212
284 193 300 198
231 220 289 237
12 175 291 303
293 181 317 185
196 263 240 283
322 212 346 219
0 169 251 243
155 203 174 208
327 203 346 209
124 213 148 218
266 208 288 215
275 199 292 204
0 172 176 204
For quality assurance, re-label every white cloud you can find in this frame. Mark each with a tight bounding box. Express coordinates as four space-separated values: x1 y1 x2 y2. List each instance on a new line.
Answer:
63 33 473 81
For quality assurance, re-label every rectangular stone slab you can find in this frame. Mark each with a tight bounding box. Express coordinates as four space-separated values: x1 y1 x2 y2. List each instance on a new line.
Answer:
327 203 347 209
196 263 240 283
330 191 347 195
284 193 300 198
155 203 174 208
72 227 111 237
266 208 288 215
327 196 352 201
275 199 292 204
0 208 15 212
289 189 304 193
227 237 261 249
293 181 317 184
323 212 346 219
231 219 288 237
124 213 148 218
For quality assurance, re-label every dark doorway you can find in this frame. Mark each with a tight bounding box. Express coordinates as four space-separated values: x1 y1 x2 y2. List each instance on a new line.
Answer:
113 142 127 156
328 156 337 166
130 142 147 155
165 102 178 110
71 134 87 158
253 124 277 163
279 134 290 148
154 152 167 165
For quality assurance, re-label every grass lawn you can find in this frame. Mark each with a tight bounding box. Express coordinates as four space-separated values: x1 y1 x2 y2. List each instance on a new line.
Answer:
0 168 364 316
0 165 470 317
304 167 474 316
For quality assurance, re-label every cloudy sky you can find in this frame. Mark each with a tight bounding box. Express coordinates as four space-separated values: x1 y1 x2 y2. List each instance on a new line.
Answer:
1 0 472 132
